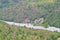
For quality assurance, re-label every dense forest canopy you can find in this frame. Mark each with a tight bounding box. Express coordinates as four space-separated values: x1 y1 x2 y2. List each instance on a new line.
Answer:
0 0 60 27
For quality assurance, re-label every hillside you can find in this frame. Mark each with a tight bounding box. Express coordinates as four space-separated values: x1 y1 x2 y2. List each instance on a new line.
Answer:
0 0 60 27
0 21 60 40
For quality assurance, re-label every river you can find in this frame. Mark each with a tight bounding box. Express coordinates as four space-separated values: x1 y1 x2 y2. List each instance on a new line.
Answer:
1 20 60 32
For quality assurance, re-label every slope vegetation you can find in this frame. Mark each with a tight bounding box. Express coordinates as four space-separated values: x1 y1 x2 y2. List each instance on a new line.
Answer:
0 21 60 40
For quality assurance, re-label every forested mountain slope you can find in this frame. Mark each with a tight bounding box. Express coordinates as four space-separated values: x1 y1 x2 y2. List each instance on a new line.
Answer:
0 0 60 27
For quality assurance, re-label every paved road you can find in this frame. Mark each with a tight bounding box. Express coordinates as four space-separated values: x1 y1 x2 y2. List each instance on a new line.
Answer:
3 21 60 32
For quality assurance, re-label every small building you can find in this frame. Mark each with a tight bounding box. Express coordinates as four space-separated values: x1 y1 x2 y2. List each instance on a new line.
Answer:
24 17 31 23
34 18 44 24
